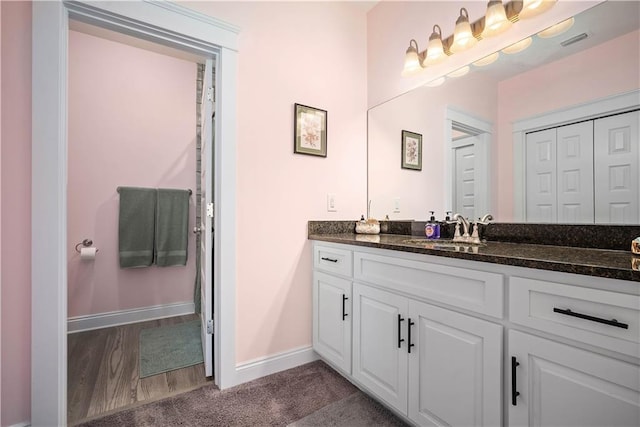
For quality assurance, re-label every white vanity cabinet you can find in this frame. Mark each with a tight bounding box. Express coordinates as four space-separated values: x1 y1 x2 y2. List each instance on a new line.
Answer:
508 276 640 426
314 242 503 426
312 245 353 374
351 282 502 425
352 283 409 412
509 330 640 427
313 271 351 374
311 240 640 427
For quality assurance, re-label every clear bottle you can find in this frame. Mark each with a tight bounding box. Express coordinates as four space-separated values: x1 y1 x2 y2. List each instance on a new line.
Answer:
425 211 441 239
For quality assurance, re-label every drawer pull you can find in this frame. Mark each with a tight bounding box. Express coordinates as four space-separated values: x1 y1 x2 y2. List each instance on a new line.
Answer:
342 294 348 320
553 307 629 329
397 314 405 348
511 356 520 406
407 318 415 354
321 257 338 263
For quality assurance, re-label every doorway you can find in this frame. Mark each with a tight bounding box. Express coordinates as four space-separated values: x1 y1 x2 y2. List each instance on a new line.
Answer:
32 2 239 424
64 21 215 423
445 108 492 220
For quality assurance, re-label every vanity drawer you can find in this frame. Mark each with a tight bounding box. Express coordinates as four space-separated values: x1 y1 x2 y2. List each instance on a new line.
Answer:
314 244 353 277
510 276 640 358
354 252 504 317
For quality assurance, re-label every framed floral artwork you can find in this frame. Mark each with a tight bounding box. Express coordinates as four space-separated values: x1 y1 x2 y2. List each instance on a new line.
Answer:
401 130 422 170
294 103 327 157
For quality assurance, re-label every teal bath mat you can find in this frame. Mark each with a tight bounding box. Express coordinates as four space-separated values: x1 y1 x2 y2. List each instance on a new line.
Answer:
139 320 203 378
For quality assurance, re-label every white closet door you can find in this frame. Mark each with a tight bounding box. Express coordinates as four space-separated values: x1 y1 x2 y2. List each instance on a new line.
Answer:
526 129 557 222
453 138 477 220
556 121 594 223
594 110 640 224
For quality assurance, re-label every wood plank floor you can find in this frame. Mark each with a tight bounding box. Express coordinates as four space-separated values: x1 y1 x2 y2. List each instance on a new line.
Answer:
67 314 211 425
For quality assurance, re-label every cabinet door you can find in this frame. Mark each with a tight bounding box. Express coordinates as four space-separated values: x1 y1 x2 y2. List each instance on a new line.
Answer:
408 300 502 426
594 110 640 224
509 330 640 427
353 282 409 414
313 272 351 374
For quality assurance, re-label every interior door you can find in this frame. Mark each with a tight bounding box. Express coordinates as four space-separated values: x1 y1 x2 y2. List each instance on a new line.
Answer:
200 58 214 377
452 136 478 220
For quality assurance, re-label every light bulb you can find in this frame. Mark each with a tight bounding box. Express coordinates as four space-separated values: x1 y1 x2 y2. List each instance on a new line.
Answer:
519 0 556 19
401 39 423 77
451 8 478 54
482 0 512 38
423 25 447 66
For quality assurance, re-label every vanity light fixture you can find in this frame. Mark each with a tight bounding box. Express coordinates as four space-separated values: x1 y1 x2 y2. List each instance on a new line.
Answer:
401 39 424 77
450 8 478 53
482 0 513 38
538 17 574 38
447 66 470 78
472 52 500 67
518 0 556 20
502 37 532 54
424 76 446 87
423 25 447 66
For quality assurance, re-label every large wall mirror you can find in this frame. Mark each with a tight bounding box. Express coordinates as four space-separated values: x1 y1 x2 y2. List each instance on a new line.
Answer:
368 1 640 224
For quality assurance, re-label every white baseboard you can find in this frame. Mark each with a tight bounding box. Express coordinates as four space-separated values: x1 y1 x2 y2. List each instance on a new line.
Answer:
67 301 195 333
234 345 319 385
9 422 30 427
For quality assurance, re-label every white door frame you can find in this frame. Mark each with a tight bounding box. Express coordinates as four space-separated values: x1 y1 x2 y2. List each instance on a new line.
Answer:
32 1 238 424
444 107 492 218
512 89 640 221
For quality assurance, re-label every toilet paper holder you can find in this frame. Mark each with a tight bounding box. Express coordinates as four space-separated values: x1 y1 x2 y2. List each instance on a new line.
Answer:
75 239 99 253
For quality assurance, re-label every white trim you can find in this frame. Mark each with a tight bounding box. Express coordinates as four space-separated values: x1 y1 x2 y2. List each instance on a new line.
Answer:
32 1 239 423
235 346 319 385
67 302 195 333
8 422 31 427
512 89 640 221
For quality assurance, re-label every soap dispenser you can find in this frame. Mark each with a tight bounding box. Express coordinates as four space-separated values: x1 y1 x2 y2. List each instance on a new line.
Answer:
425 211 441 239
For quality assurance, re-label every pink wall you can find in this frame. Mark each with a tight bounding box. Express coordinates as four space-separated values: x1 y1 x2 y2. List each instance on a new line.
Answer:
495 29 640 220
186 1 368 363
67 30 197 317
0 2 31 426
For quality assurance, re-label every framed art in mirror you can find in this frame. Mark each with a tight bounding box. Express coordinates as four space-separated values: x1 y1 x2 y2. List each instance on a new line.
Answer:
294 103 327 157
401 130 422 171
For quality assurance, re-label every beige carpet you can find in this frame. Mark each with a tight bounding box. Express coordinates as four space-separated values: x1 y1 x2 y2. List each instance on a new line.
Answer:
76 360 406 426
288 391 408 427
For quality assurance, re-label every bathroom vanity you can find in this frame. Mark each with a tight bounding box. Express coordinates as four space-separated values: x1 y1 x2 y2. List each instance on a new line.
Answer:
309 224 640 427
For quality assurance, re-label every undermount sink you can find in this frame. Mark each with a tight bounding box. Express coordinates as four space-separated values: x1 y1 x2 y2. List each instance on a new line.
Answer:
402 238 486 248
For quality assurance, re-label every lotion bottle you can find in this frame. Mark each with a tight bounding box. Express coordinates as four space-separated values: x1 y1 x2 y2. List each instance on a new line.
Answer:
425 211 441 239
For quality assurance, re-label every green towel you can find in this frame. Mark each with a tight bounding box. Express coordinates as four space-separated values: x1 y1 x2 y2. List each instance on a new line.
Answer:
118 187 156 268
155 188 190 267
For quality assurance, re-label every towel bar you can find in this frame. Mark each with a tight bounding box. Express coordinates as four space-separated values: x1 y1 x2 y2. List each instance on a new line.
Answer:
116 187 192 195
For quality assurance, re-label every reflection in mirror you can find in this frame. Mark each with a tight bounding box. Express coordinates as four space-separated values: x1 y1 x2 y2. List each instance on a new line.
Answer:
368 1 640 224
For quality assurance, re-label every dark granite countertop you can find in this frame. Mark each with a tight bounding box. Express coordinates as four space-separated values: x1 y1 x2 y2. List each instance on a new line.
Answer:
309 233 640 283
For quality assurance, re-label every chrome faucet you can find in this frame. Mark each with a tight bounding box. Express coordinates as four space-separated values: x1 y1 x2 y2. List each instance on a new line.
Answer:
479 214 494 223
452 213 470 241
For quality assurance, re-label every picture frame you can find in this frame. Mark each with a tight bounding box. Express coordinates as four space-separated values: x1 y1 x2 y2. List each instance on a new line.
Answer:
401 130 422 170
294 103 327 157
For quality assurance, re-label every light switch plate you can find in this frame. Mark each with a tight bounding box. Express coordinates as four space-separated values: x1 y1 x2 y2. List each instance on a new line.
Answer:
327 193 337 212
393 198 400 213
